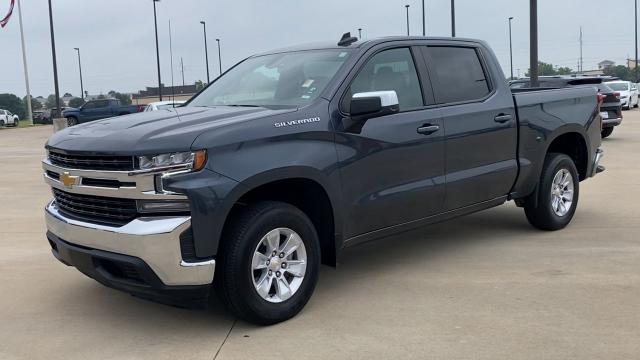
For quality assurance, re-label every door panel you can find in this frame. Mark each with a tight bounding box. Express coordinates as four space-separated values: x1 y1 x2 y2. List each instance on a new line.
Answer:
335 47 445 238
421 45 518 211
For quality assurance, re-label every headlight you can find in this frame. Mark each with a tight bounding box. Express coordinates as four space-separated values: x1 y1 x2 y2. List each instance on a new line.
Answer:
137 150 207 172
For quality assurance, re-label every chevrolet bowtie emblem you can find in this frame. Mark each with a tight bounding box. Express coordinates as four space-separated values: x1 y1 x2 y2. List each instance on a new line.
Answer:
59 172 79 188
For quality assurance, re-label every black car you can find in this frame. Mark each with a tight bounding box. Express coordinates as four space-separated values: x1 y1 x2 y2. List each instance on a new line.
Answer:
510 76 622 138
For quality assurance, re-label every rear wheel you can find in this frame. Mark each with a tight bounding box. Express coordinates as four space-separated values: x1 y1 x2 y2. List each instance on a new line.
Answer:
215 201 320 325
524 153 579 231
601 127 614 138
12 119 19 127
0 120 4 127
66 117 78 127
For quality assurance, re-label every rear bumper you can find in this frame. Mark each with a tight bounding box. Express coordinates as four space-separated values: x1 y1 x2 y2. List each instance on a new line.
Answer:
590 148 605 177
602 117 622 127
45 200 215 305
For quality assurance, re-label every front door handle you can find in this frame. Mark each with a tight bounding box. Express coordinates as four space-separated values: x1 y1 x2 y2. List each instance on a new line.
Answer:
417 124 440 135
494 114 513 123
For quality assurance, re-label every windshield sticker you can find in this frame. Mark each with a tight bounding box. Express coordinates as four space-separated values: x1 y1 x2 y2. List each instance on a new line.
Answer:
339 52 348 58
302 79 314 88
274 117 320 128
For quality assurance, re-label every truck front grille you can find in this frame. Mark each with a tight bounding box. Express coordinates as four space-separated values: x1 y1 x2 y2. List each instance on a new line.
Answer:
52 188 138 226
49 151 135 171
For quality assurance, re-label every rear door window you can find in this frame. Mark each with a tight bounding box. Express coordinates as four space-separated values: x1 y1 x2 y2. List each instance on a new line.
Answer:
424 46 491 104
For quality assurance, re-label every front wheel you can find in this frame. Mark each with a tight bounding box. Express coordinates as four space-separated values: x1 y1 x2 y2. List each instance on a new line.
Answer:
601 127 614 138
66 117 78 127
524 153 579 231
215 201 320 325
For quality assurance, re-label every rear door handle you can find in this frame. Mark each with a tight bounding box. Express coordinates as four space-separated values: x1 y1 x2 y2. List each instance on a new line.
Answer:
417 124 440 135
494 114 513 123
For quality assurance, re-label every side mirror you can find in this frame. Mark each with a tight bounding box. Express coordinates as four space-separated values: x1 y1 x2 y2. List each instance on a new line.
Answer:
350 91 400 121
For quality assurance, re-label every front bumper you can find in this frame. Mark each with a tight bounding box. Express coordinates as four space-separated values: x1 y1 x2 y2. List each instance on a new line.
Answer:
45 200 215 302
590 148 605 177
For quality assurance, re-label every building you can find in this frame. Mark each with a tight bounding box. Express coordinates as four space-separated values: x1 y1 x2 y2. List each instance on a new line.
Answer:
132 84 199 105
628 59 638 70
598 60 615 70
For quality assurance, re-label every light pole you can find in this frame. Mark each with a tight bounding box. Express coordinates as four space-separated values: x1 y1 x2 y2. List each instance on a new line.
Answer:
635 0 638 82
153 0 162 101
529 0 538 87
47 0 61 118
73 48 84 100
405 5 410 36
216 38 222 75
451 0 456 37
200 21 210 83
422 0 426 36
508 17 514 80
17 0 32 124
358 28 362 39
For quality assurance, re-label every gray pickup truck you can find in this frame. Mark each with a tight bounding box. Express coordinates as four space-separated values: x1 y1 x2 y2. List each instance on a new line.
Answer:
43 35 604 325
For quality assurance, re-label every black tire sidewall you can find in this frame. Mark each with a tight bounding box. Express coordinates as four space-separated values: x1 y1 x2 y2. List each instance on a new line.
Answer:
601 127 614 138
220 202 320 324
536 154 580 229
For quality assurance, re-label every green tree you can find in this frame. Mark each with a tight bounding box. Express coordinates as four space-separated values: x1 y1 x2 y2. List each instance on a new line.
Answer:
68 97 85 108
0 94 26 119
603 65 633 81
556 67 573 75
45 94 63 109
526 61 575 77
97 94 106 99
23 95 43 111
195 80 205 91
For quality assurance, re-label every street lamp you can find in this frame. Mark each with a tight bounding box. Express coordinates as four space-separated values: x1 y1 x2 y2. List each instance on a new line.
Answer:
405 5 410 36
74 48 84 100
216 38 222 75
47 0 61 118
358 28 362 39
422 0 426 36
451 0 456 37
635 0 638 82
153 0 162 101
200 21 210 83
508 17 514 80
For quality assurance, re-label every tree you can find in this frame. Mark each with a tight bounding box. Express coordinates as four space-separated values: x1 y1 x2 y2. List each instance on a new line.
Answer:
23 95 42 111
107 91 132 105
97 94 106 99
526 61 575 77
603 65 634 81
195 80 205 91
63 92 73 98
68 97 85 108
0 94 26 119
45 95 63 109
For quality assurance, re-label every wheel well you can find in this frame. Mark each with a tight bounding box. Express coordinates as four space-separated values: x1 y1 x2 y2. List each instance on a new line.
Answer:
547 132 588 180
225 178 336 266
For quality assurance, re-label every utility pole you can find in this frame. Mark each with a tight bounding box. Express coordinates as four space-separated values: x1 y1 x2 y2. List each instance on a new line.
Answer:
529 0 538 87
635 0 638 81
169 20 175 102
216 38 222 75
200 21 210 83
73 48 84 100
358 28 362 39
47 0 61 118
509 17 514 80
180 57 185 86
405 5 410 36
451 0 456 37
422 0 426 36
17 0 32 124
579 26 583 74
152 0 162 101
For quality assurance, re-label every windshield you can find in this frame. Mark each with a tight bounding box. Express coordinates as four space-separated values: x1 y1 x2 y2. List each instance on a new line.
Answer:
607 82 629 91
188 50 352 109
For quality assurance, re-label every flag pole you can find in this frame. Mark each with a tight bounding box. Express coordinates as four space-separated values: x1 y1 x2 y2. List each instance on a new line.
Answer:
16 0 32 125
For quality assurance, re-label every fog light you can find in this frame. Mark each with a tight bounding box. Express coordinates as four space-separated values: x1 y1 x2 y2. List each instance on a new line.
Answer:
136 199 190 213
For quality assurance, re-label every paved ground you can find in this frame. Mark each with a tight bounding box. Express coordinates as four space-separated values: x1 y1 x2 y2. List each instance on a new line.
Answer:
1 113 639 360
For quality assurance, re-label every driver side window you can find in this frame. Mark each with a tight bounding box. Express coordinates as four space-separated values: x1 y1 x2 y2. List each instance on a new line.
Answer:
343 47 423 113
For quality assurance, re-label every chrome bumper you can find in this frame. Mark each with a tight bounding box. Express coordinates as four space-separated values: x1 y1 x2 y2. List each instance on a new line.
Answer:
45 200 215 286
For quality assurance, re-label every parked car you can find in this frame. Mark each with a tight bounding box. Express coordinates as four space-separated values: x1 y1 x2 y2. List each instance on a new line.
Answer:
0 109 19 127
44 35 604 325
144 100 185 112
631 83 639 108
33 110 52 125
509 76 623 138
62 99 145 126
605 80 638 110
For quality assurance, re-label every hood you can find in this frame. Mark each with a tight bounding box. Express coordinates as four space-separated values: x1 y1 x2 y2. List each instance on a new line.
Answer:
47 106 295 155
62 107 79 114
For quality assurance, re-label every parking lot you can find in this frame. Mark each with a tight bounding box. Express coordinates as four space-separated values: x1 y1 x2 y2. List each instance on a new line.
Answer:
1 112 639 359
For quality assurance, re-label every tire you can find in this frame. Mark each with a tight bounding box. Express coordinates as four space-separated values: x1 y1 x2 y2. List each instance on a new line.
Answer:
12 119 18 127
66 117 78 126
0 120 4 127
215 201 321 325
524 153 579 231
601 127 614 138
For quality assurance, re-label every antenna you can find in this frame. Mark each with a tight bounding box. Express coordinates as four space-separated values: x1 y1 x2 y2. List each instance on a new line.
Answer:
338 32 358 47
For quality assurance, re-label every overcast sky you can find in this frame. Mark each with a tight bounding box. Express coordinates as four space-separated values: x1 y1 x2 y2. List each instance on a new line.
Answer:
1 0 637 98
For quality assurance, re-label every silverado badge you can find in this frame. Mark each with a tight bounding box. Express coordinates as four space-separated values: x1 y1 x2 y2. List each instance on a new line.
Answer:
59 172 79 188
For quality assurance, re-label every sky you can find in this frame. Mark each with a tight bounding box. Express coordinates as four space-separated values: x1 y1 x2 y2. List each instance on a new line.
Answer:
0 0 637 98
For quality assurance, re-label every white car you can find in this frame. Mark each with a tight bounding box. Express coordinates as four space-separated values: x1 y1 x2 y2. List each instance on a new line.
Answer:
0 109 19 127
605 81 639 110
143 100 185 112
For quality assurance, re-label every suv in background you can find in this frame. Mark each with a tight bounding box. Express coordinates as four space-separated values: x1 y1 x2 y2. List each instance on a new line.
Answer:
605 80 638 110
